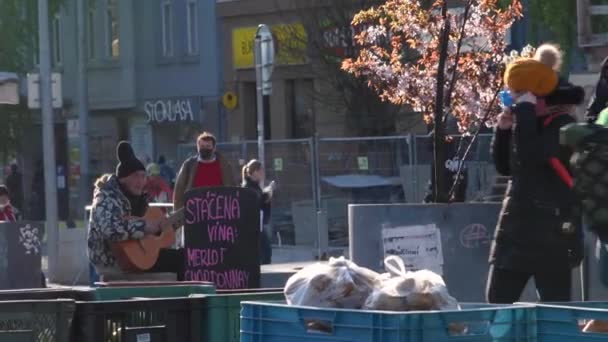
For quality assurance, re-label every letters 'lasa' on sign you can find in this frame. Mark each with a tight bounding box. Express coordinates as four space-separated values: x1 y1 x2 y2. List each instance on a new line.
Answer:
144 99 196 123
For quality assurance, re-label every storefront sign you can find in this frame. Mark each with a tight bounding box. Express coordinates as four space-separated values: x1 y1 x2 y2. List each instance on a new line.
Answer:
357 156 369 171
144 97 199 124
273 158 283 172
67 119 79 139
232 23 307 69
130 122 154 164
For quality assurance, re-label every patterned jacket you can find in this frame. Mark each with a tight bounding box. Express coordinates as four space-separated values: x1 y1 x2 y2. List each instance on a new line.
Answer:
87 174 147 272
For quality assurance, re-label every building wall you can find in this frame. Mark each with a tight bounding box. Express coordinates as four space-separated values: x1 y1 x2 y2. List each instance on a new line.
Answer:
133 0 220 100
87 0 137 110
218 0 353 141
52 0 222 216
60 0 222 163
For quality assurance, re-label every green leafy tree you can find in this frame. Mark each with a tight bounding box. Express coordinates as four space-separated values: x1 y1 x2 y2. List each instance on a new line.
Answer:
528 0 577 70
0 0 63 160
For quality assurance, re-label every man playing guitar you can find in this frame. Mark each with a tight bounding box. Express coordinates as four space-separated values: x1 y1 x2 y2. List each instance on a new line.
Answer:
87 141 185 280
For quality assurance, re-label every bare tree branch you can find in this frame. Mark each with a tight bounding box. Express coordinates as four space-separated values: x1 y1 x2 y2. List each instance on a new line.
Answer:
274 0 418 136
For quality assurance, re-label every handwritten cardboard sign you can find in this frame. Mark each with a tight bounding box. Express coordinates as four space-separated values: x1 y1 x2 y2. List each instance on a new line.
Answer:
0 221 44 289
382 224 444 275
183 187 260 289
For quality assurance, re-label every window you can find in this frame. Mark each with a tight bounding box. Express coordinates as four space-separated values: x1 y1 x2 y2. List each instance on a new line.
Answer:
287 79 314 138
105 0 119 58
186 0 198 55
88 0 96 59
161 0 174 57
52 13 63 66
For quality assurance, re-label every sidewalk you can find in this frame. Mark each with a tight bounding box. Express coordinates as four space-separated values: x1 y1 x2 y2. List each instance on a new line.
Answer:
44 245 333 288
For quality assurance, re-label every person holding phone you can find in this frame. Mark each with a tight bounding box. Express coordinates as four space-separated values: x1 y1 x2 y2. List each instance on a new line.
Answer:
241 159 275 265
487 51 585 304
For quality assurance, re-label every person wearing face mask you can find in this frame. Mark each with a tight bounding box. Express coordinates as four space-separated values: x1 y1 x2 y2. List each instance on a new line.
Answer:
88 141 184 280
173 132 236 212
0 185 18 222
487 53 585 304
242 159 276 265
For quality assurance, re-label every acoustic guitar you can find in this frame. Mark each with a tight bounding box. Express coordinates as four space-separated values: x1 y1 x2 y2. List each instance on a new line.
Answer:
111 207 185 272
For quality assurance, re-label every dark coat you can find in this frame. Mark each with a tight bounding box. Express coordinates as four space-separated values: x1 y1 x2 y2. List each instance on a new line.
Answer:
489 102 582 272
5 171 23 211
242 177 271 225
586 57 608 122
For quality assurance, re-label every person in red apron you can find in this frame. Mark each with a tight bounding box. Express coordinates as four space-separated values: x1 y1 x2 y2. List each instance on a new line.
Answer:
144 163 173 206
0 185 17 222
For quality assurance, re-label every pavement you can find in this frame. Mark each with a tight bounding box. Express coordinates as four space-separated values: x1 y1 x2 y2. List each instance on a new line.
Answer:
44 245 332 288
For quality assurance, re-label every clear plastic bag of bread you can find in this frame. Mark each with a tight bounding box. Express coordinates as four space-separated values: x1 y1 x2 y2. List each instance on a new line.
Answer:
364 256 460 312
284 256 380 309
365 256 465 334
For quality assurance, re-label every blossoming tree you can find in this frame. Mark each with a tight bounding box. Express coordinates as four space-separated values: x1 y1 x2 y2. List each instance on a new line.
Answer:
342 0 523 202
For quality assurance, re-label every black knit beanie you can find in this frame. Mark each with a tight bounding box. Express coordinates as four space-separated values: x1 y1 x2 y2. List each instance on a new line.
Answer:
115 141 145 179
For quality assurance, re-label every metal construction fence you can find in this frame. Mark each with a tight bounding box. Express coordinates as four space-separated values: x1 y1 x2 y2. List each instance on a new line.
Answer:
177 134 497 253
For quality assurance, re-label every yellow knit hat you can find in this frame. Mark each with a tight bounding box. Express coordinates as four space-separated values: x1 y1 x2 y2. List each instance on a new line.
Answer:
504 58 558 96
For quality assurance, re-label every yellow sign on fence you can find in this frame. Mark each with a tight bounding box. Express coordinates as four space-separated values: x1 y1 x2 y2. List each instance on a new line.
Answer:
232 23 307 69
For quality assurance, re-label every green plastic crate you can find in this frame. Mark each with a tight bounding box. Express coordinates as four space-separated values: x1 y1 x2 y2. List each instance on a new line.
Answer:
92 284 216 300
200 289 284 342
73 297 204 342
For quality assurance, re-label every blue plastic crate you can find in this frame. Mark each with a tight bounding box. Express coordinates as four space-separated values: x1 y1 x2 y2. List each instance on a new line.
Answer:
240 302 537 341
532 302 608 341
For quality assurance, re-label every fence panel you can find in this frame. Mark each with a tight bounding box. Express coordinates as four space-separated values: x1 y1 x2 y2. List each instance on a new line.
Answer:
244 140 316 247
412 134 495 203
177 140 316 248
318 136 412 247
176 134 498 252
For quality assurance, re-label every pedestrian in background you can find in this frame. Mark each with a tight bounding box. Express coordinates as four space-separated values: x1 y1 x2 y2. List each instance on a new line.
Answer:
487 47 585 304
158 155 176 187
0 185 18 222
144 163 173 204
242 159 275 265
586 57 608 123
5 164 23 213
173 132 236 212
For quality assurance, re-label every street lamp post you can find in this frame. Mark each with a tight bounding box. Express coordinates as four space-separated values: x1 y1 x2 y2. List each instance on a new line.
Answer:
77 0 90 218
254 24 274 171
38 0 60 282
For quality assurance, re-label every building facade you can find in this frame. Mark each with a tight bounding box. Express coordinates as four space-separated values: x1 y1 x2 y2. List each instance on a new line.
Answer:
31 0 223 217
216 0 429 141
64 0 222 171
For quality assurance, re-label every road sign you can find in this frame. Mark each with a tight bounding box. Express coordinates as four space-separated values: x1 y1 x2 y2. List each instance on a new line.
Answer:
0 72 19 105
27 73 63 109
256 24 275 95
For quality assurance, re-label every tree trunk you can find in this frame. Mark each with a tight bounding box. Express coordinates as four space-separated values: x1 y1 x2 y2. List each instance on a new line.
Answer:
432 2 450 203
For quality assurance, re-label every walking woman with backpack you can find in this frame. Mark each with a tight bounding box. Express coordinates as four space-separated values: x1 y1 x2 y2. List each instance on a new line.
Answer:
487 46 586 303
